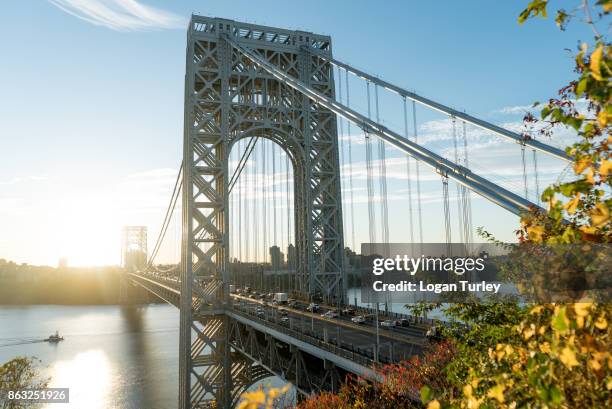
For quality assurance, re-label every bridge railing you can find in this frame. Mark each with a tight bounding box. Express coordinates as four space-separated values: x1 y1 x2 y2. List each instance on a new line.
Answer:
231 303 384 367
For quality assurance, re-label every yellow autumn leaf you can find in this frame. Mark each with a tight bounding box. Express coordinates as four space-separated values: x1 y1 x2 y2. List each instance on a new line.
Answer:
574 158 591 174
600 159 612 178
585 167 595 184
590 202 610 227
590 44 604 80
595 315 608 330
523 327 535 340
574 302 592 317
565 193 581 214
527 224 545 242
539 342 551 354
487 384 505 403
463 384 473 398
590 358 602 371
560 347 580 368
238 390 266 409
598 110 610 128
530 305 544 314
427 400 441 409
580 225 598 235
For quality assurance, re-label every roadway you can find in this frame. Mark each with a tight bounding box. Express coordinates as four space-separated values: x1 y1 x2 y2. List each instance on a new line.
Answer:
132 273 429 363
230 293 425 363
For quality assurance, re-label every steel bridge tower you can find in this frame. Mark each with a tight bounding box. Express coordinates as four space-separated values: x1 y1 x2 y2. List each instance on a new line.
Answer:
180 16 345 408
121 226 147 271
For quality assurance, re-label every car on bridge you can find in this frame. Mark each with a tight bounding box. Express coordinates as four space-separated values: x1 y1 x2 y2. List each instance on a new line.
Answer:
306 303 319 312
380 320 397 328
397 318 411 327
342 307 356 316
321 310 338 318
351 315 366 324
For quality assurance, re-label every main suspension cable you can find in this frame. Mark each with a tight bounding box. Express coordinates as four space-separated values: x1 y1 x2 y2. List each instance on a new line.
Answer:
149 164 183 266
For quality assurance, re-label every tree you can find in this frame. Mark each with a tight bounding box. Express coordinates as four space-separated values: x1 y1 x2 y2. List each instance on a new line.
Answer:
420 1 612 407
0 357 49 409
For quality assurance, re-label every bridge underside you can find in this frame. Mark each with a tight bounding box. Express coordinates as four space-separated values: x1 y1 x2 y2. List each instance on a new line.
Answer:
129 274 370 406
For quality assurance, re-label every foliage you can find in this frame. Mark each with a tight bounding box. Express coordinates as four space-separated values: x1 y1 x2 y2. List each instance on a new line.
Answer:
237 384 291 409
420 1 612 408
297 341 456 409
517 0 611 245
424 303 611 408
246 2 611 408
405 301 441 320
0 357 49 409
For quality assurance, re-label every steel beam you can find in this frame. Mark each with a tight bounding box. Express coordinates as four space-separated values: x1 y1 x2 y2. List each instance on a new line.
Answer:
309 49 570 163
226 36 543 216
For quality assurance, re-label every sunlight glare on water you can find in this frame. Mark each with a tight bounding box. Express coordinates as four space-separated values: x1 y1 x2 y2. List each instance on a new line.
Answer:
45 350 112 409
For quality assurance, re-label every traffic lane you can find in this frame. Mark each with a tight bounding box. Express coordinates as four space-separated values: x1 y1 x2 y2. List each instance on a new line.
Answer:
235 299 422 360
231 294 424 347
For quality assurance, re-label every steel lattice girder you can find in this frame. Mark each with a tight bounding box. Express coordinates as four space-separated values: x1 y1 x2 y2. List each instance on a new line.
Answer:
180 16 346 409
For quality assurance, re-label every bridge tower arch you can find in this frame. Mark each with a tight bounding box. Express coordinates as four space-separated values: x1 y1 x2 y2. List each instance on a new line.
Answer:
180 16 345 408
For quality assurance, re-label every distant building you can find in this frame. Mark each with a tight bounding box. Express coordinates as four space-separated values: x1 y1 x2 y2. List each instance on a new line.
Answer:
286 244 296 270
269 245 284 271
58 257 68 270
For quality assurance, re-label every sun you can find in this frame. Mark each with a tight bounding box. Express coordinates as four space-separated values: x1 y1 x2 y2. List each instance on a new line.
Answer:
51 194 122 267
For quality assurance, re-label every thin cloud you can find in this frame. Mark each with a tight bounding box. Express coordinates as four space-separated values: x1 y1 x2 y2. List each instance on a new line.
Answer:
47 0 186 31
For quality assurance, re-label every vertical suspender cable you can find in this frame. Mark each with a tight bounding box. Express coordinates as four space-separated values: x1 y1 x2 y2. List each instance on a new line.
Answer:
403 97 415 247
375 85 389 245
254 135 259 265
272 143 278 289
245 138 251 265
365 81 377 243
532 149 540 205
452 117 463 244
521 145 529 199
375 84 390 313
442 176 452 257
411 101 424 249
262 140 267 268
286 153 291 282
280 149 285 274
462 120 474 246
345 69 356 252
238 140 243 264
337 66 347 252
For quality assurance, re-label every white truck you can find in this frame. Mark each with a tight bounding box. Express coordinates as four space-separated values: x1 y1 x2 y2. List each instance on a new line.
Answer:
273 292 288 304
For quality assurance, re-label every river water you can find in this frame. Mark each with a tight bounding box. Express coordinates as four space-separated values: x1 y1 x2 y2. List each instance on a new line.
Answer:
0 304 179 409
0 292 442 408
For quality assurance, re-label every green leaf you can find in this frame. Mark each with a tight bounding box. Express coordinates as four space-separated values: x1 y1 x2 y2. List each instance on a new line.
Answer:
550 385 563 405
576 77 588 96
552 306 569 333
420 385 433 404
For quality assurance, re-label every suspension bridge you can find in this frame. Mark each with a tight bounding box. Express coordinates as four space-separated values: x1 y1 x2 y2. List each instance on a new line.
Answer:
123 15 571 409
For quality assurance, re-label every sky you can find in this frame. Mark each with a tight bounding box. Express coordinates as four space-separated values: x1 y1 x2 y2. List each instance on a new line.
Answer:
0 0 591 267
